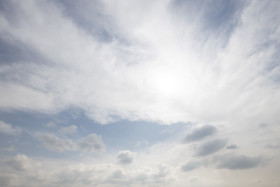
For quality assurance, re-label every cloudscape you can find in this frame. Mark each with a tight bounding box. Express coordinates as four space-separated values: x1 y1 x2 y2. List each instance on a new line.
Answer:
0 0 280 186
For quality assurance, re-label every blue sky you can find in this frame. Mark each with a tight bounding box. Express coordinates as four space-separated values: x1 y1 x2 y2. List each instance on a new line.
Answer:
0 0 280 186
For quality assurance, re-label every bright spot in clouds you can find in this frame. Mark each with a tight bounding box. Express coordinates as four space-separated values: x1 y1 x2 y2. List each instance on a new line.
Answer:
150 66 185 97
0 0 280 186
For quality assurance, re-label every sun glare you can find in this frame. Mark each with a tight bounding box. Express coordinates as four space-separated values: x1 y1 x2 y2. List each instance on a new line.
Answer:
150 68 184 97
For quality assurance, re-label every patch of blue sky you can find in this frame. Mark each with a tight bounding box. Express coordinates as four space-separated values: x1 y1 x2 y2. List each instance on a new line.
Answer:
0 108 190 157
55 110 190 151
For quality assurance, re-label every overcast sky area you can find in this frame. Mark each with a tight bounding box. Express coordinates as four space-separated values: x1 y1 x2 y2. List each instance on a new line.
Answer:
0 0 280 186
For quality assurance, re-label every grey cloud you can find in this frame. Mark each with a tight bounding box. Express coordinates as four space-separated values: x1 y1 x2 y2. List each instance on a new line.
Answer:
184 125 217 143
77 134 105 152
226 144 238 149
36 133 105 153
195 139 226 156
117 150 136 165
36 133 74 152
259 123 268 128
181 161 201 172
217 155 262 170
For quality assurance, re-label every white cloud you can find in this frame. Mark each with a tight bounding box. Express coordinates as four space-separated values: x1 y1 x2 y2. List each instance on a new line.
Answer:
0 121 21 135
58 125 77 134
0 82 56 112
45 122 56 128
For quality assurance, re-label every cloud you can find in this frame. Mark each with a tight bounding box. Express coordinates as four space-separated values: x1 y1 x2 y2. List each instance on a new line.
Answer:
106 169 128 184
0 1 279 186
0 83 55 112
226 144 238 149
45 122 56 128
36 133 105 153
265 143 280 149
77 134 105 153
0 0 279 126
0 173 19 186
106 164 171 185
0 121 21 135
1 146 15 152
183 125 217 143
117 150 136 165
195 139 227 156
58 125 77 134
36 133 74 152
5 154 32 171
217 155 263 170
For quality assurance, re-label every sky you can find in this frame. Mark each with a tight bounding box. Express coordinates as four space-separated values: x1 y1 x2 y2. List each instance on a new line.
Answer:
0 0 280 186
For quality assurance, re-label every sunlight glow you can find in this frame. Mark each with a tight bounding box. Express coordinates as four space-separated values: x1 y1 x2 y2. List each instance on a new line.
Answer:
150 67 185 97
